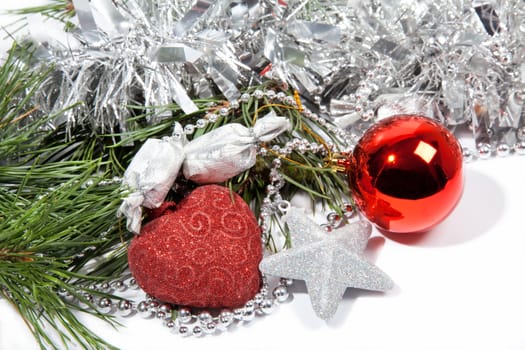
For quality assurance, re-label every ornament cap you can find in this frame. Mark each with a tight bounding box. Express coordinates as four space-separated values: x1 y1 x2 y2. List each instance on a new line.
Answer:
325 152 351 173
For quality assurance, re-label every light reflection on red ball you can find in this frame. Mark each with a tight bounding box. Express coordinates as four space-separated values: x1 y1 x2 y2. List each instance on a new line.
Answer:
348 115 464 233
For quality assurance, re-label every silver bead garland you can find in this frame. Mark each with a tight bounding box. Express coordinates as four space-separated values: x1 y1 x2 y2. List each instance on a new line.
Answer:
62 273 291 337
55 87 524 338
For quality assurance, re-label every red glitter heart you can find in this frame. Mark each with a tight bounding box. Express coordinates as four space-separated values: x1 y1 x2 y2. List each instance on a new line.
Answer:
128 185 262 308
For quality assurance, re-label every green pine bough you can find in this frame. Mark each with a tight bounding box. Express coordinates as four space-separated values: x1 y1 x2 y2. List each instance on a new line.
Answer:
0 41 349 348
8 0 75 26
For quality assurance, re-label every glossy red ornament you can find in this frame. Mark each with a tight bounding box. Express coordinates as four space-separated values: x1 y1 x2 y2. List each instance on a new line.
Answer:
347 115 464 233
128 185 262 308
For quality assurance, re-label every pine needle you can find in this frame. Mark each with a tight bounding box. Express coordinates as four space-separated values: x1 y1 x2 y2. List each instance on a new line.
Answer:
0 44 128 350
8 0 75 25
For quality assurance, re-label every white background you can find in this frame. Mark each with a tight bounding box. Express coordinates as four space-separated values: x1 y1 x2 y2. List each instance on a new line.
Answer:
1 2 525 350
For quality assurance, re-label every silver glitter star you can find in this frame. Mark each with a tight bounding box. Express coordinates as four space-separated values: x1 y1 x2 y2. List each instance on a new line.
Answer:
260 208 394 320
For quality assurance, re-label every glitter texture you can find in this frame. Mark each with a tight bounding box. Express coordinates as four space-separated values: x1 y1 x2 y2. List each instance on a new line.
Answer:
259 208 393 320
128 185 262 308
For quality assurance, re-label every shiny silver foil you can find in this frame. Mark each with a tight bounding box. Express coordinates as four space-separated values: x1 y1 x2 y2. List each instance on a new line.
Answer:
21 0 525 151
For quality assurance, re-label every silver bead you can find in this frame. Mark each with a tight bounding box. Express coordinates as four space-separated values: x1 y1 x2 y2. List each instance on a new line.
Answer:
260 286 269 297
127 278 140 290
164 319 176 329
276 92 286 101
356 87 372 99
118 300 134 317
303 108 312 117
284 96 295 105
496 143 510 157
514 141 525 155
259 211 270 220
361 110 374 121
309 113 319 122
477 143 492 159
233 308 244 321
253 293 264 305
517 127 525 141
322 223 333 232
203 322 217 334
198 311 213 325
244 300 255 313
98 297 113 313
230 100 240 109
184 124 195 135
159 304 172 316
137 300 153 318
272 285 289 303
342 203 355 217
196 119 208 128
217 107 228 117
297 144 307 153
80 293 94 306
99 282 111 291
58 288 76 303
208 113 218 122
64 293 77 303
265 90 276 99
242 309 255 322
112 280 126 292
240 93 251 102
148 300 160 313
218 310 234 327
137 300 149 313
260 298 274 314
178 326 190 336
192 326 203 337
178 307 193 324
253 90 264 99
326 212 341 226
462 148 474 162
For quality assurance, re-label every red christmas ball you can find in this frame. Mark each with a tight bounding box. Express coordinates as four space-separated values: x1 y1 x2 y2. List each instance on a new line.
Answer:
128 185 262 308
348 115 464 233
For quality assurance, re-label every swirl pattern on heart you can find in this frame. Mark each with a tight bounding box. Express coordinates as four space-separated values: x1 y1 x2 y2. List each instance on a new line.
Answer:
128 185 263 308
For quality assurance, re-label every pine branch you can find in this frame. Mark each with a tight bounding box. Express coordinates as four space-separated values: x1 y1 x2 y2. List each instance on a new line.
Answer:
0 162 129 349
1 35 349 350
106 87 350 249
8 0 75 26
0 44 130 350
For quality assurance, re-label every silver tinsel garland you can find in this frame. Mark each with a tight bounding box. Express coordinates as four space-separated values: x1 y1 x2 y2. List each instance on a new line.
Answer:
23 0 525 154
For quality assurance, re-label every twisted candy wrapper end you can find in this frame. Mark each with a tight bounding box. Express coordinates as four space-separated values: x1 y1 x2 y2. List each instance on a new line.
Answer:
183 112 291 184
117 192 145 234
117 124 186 234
